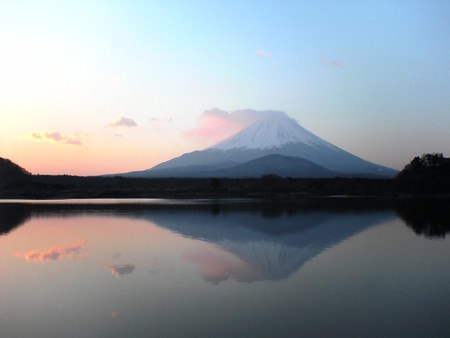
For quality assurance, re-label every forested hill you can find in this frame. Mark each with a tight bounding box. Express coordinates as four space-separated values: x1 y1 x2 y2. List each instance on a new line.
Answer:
396 153 450 194
0 158 31 188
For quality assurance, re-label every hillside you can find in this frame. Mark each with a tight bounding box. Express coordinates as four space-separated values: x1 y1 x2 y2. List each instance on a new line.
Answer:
0 158 31 188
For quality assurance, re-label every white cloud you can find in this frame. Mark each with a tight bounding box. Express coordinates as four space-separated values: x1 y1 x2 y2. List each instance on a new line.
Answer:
108 116 137 127
320 57 343 67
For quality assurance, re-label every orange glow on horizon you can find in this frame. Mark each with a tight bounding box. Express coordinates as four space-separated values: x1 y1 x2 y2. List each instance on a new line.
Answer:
5 139 189 176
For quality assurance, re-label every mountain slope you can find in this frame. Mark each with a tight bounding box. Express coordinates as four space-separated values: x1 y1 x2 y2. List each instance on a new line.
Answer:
123 110 398 178
210 154 336 178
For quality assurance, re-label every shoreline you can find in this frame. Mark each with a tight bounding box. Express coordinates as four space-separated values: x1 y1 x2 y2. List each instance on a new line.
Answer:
1 175 448 200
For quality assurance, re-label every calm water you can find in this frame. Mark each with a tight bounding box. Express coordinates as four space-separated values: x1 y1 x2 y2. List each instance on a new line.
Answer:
1 199 449 337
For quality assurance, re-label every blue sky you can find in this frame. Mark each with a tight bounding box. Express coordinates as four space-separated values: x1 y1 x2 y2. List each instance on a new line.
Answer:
1 1 449 174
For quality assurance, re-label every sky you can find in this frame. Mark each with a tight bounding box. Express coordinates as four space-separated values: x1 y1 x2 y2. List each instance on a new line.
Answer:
1 0 449 175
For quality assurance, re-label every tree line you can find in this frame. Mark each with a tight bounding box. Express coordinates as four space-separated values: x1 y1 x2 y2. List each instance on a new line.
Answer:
1 153 449 198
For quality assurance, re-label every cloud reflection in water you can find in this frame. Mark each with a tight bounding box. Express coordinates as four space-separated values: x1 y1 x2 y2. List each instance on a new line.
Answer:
107 263 136 278
183 246 260 284
15 240 87 263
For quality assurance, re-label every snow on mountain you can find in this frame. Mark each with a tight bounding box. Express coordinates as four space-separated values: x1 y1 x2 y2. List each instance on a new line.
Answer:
210 111 332 151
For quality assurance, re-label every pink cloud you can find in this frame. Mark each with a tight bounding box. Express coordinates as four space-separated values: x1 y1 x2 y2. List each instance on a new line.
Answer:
184 115 243 143
256 49 272 58
31 132 42 139
183 108 264 146
16 240 87 263
320 57 343 67
108 116 137 127
30 131 83 146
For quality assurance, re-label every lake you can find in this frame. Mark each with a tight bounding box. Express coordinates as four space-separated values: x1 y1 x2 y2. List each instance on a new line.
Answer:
1 198 449 337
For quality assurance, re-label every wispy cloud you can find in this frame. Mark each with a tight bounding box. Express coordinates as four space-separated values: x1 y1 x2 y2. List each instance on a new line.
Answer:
320 57 343 67
16 240 87 263
29 131 84 146
256 49 272 58
108 116 137 127
148 117 174 133
150 117 173 123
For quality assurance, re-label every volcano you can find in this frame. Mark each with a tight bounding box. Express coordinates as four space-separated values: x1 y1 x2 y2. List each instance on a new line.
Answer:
123 110 397 178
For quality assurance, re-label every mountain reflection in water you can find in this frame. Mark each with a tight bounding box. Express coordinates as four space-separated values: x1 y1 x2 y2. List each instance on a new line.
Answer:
0 198 431 283
144 208 393 282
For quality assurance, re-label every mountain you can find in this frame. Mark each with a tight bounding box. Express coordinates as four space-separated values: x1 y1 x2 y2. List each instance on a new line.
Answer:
123 110 398 178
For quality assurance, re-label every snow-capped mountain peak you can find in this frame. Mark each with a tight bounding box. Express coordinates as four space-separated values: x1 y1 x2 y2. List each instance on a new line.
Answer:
120 109 398 178
209 110 328 150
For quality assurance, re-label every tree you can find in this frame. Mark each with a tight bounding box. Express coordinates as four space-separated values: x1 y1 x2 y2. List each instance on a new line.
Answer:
401 153 446 172
397 153 450 193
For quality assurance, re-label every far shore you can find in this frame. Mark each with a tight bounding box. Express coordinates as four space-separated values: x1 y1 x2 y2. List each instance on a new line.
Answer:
1 175 448 200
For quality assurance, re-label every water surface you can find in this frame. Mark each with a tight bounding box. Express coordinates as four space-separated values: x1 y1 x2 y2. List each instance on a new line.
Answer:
1 199 449 337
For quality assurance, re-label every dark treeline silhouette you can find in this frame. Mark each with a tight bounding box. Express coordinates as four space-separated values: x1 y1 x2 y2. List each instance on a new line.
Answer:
0 154 450 198
0 174 397 199
397 153 450 194
0 157 31 189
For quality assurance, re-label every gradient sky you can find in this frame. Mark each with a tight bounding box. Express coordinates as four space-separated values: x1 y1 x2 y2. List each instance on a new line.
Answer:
1 1 449 175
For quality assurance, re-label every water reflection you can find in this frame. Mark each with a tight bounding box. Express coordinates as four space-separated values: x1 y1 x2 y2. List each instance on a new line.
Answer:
2 198 449 240
1 199 450 337
0 204 32 235
395 199 450 238
1 199 397 283
15 240 87 263
3 199 447 286
146 209 393 282
107 264 136 278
